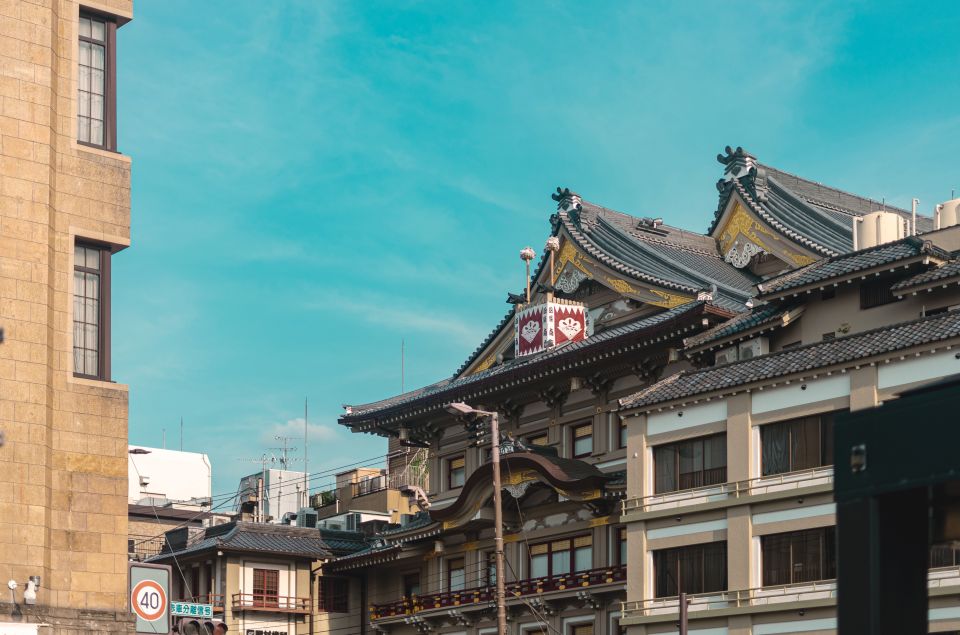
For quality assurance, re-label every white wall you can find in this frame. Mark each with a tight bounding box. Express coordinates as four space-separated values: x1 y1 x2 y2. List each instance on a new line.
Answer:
128 445 212 503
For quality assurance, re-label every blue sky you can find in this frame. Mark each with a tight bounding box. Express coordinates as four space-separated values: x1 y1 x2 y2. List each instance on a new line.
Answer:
116 1 960 498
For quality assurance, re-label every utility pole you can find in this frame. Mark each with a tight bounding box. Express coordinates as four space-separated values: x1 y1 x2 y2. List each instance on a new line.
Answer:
445 402 507 635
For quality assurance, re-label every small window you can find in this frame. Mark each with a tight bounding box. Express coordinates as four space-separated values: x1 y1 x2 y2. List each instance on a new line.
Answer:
860 279 900 309
570 624 594 635
653 542 727 597
252 568 279 607
447 557 465 592
654 433 727 494
74 243 111 379
761 526 835 586
925 306 949 317
618 420 628 449
528 534 592 578
571 423 593 458
447 456 465 489
761 414 835 476
527 432 548 447
318 577 349 613
78 12 118 149
821 332 835 341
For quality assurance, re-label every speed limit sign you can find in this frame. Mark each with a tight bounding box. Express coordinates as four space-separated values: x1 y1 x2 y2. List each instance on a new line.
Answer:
132 579 167 621
129 562 171 634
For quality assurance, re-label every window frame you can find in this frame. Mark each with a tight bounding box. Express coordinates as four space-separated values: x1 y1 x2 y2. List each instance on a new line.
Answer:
860 278 902 310
447 556 466 592
653 433 727 494
401 572 421 598
77 10 118 151
528 533 593 579
318 576 349 613
760 526 836 586
617 419 628 450
652 541 728 598
73 241 111 381
447 455 465 490
570 422 594 458
760 413 835 477
252 568 279 607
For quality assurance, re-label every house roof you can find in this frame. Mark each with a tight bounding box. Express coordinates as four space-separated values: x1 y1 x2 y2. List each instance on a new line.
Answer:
619 309 960 411
340 301 726 426
318 529 370 557
892 257 960 295
127 504 210 523
148 521 332 562
683 301 802 352
756 236 946 299
709 147 930 257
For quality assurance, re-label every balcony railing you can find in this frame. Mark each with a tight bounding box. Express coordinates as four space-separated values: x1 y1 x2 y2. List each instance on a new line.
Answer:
623 466 833 515
232 593 311 614
371 564 626 621
621 579 837 620
176 594 225 612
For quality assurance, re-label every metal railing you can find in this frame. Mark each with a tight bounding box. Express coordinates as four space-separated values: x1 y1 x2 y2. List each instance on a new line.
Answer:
371 564 626 621
620 579 837 619
231 593 311 614
622 466 833 515
128 535 166 560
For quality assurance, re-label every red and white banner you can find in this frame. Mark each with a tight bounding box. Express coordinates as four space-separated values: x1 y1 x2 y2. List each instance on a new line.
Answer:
515 301 588 357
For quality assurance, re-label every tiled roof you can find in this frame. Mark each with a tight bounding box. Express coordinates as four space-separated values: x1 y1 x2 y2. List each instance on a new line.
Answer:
318 529 369 556
619 310 960 411
148 521 332 561
341 302 718 423
892 258 960 294
684 301 800 351
756 236 943 298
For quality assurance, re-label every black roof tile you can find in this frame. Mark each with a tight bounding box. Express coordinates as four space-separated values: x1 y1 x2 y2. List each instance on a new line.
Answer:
684 301 799 350
891 258 960 293
149 521 332 561
620 310 960 410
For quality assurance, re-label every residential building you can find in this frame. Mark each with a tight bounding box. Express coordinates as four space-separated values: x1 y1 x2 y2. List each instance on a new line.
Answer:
127 445 212 505
311 465 423 526
0 1 134 632
148 520 368 634
334 146 960 634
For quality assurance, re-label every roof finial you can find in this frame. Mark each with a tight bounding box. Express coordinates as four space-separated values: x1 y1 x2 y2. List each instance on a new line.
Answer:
551 187 582 213
520 247 536 303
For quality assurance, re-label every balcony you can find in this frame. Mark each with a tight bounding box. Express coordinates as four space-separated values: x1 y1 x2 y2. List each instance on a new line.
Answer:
622 466 833 516
231 593 311 614
371 564 626 621
621 579 837 621
175 594 225 613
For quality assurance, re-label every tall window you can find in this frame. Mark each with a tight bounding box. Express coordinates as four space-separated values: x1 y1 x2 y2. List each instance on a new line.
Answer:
761 527 836 586
529 535 592 578
484 552 497 587
318 577 349 613
447 557 465 592
653 542 727 597
402 573 420 598
74 243 110 379
618 420 628 449
252 568 279 607
571 423 593 458
616 526 627 566
78 13 117 150
761 414 835 476
447 456 465 489
654 434 726 494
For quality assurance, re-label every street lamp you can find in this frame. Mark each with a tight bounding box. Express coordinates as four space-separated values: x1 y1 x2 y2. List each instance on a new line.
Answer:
444 402 507 635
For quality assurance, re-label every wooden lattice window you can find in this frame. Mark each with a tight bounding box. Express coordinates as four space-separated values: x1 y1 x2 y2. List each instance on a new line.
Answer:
252 568 279 607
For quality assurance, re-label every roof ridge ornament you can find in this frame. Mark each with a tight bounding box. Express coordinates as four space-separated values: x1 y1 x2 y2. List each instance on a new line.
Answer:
717 145 758 183
552 187 583 213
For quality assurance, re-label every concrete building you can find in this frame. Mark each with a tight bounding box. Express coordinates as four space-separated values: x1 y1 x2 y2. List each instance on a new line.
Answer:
127 445 212 504
237 468 310 524
311 464 422 526
0 1 134 632
332 147 960 634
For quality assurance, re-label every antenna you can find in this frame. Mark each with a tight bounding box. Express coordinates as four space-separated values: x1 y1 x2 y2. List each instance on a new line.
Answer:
237 453 273 522
179 416 183 452
303 397 308 509
401 339 405 393
162 428 166 449
271 436 300 470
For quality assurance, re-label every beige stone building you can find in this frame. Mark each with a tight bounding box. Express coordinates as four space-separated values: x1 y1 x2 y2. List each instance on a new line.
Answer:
0 0 134 631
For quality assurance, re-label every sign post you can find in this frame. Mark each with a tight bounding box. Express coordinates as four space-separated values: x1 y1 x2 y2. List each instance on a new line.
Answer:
128 562 171 634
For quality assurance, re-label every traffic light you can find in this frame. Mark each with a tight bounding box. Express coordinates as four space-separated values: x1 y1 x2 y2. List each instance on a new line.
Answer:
174 618 228 634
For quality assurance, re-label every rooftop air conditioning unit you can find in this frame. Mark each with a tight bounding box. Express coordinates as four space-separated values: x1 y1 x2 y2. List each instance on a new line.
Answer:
714 346 738 366
296 507 319 529
738 337 769 360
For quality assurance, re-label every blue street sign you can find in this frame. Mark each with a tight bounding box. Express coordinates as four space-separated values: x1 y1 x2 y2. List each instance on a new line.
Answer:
170 602 213 618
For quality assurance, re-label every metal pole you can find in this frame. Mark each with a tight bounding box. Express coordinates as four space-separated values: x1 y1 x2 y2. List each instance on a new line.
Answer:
490 412 508 635
679 591 688 635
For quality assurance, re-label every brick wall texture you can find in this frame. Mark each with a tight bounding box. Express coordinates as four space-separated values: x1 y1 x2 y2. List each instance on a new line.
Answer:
0 0 134 626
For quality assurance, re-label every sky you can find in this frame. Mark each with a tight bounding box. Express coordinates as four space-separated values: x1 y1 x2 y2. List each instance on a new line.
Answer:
116 1 960 498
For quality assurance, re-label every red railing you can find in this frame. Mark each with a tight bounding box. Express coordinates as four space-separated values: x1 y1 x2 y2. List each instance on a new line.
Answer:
232 593 311 614
371 564 626 620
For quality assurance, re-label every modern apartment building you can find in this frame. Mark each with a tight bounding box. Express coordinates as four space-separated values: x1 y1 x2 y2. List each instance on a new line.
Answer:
0 1 133 632
335 147 960 634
